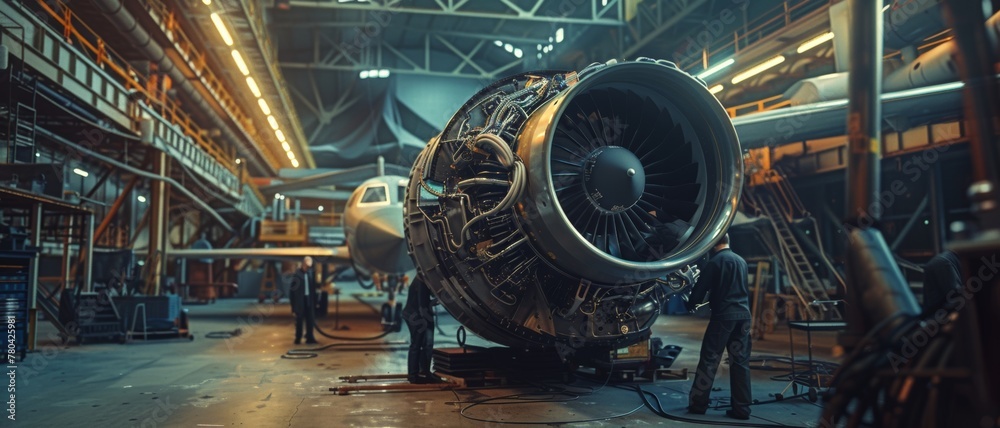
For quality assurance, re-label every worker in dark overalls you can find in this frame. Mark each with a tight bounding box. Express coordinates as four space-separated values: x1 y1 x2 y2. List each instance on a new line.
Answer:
922 250 962 315
685 234 753 420
289 256 319 345
403 275 435 384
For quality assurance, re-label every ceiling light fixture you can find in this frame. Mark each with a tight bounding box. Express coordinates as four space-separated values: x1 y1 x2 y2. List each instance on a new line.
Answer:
709 84 724 95
137 195 147 203
232 50 250 75
555 28 564 43
258 98 271 115
267 115 279 130
796 32 835 54
210 13 233 46
246 76 261 97
731 55 785 84
696 58 735 80
275 129 286 142
73 168 89 177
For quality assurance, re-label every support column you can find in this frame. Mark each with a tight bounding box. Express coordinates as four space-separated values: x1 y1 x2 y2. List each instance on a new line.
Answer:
148 151 168 295
83 213 94 292
928 162 947 254
27 203 42 351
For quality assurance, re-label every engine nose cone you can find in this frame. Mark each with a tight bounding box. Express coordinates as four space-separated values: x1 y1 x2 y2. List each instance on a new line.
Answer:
356 207 412 274
583 146 645 213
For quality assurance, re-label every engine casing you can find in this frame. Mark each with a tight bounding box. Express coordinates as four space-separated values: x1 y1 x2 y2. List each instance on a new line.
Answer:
405 59 743 351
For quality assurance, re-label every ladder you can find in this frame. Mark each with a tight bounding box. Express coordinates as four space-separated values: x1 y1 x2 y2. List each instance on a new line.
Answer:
751 170 841 320
4 74 37 163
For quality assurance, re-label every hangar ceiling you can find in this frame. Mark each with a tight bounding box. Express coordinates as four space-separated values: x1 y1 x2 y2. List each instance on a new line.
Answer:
269 0 831 168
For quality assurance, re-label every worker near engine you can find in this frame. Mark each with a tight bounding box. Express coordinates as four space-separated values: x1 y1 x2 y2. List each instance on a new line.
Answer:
289 256 319 345
403 274 436 384
685 233 753 420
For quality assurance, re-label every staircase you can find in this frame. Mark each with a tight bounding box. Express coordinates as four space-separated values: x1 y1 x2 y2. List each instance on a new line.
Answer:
749 169 841 320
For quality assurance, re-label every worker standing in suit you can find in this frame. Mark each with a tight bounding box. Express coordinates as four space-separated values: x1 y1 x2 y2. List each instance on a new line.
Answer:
686 234 753 420
289 256 319 345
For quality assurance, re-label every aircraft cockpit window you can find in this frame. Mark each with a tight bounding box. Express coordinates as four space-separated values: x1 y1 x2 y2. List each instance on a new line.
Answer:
358 184 390 206
397 185 406 204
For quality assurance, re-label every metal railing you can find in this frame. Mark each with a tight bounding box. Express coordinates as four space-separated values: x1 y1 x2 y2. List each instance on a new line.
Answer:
137 0 283 170
678 0 830 73
33 0 239 175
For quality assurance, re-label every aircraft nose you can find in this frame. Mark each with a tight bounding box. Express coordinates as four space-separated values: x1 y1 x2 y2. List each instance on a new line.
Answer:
355 207 412 274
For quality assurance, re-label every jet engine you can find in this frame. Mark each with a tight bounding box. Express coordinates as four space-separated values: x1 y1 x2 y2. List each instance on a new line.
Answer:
405 59 743 351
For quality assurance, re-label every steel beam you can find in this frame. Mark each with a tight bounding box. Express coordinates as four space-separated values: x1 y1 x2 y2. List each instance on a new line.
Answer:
28 203 42 350
285 0 622 25
928 162 947 254
622 0 708 58
148 151 168 295
83 213 94 293
94 176 139 244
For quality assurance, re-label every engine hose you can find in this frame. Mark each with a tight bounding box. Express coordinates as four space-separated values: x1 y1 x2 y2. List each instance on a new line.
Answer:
313 320 397 341
630 385 802 428
281 340 410 359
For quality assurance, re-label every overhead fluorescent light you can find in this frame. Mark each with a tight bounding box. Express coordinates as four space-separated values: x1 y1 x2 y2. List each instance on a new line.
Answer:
246 76 261 97
504 44 513 53
882 4 890 12
202 0 211 5
537 44 542 50
709 84 724 95
291 159 300 168
287 151 296 160
275 129 285 142
232 50 250 76
281 142 291 151
378 69 390 78
797 32 835 54
514 48 523 58
494 40 503 47
210 13 233 46
731 55 785 84
318 205 324 212
137 195 147 203
555 28 564 43
72 168 89 177
537 53 542 59
235 158 242 165
258 98 271 115
359 70 369 79
697 58 735 80
267 115 279 130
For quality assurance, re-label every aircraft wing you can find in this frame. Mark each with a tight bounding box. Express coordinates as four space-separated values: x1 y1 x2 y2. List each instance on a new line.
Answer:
166 246 351 263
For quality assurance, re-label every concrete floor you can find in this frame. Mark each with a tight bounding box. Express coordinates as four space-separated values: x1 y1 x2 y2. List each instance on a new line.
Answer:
16 286 839 427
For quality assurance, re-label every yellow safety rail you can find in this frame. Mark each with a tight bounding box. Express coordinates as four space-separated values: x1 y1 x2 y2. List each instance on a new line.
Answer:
678 0 828 73
138 0 284 170
34 0 243 174
725 94 792 118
